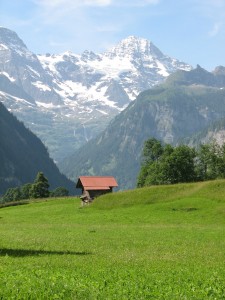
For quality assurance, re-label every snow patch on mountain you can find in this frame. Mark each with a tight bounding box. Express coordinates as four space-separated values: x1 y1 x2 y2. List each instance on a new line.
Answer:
87 55 136 80
0 43 8 50
0 71 16 82
36 101 59 108
26 66 41 78
32 81 51 91
0 91 35 107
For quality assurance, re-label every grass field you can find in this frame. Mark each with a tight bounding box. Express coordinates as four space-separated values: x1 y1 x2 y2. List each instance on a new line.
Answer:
0 180 225 299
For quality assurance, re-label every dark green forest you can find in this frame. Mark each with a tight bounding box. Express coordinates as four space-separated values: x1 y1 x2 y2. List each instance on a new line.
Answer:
0 102 75 195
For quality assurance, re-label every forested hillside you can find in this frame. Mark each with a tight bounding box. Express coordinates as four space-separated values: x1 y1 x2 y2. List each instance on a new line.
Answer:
0 102 74 195
60 66 225 189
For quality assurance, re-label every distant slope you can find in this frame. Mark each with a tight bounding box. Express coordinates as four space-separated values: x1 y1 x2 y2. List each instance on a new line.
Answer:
165 64 225 87
0 102 75 195
60 66 225 189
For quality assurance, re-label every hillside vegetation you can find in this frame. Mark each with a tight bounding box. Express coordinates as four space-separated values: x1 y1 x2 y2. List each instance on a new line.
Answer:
0 180 224 299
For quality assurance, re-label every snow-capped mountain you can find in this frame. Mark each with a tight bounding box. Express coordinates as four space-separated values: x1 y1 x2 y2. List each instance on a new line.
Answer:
38 36 191 106
0 27 192 162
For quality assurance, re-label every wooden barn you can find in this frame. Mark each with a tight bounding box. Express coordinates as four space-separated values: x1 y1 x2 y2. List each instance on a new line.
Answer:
76 176 118 204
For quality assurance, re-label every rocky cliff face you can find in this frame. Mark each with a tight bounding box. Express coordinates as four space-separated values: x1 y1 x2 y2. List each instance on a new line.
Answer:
0 27 192 162
187 116 225 147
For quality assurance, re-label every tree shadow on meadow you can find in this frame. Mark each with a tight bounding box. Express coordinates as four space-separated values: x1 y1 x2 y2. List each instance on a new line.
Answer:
0 248 92 257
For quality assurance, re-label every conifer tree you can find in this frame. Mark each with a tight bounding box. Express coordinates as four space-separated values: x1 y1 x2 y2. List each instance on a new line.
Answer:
30 172 49 198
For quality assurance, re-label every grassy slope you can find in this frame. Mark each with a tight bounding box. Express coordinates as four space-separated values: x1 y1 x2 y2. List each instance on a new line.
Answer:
0 180 224 299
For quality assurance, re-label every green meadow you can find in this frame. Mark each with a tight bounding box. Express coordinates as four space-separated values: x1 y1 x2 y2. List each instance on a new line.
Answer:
0 180 225 299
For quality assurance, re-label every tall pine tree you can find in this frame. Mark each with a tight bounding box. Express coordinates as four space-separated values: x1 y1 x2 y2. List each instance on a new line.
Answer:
30 172 49 198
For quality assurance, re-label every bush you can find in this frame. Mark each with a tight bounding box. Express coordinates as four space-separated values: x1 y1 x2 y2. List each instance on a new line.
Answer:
50 187 69 197
2 187 22 202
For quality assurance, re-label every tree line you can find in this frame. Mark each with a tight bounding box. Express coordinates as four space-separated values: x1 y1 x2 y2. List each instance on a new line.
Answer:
1 172 69 203
137 138 225 187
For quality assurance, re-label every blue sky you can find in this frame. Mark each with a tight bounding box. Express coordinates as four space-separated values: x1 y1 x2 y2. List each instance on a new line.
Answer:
0 0 225 71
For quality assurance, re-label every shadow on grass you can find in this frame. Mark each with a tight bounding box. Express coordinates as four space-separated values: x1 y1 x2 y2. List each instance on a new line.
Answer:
0 248 92 257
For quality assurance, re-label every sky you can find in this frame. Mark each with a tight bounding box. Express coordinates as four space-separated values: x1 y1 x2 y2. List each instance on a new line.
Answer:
0 0 225 71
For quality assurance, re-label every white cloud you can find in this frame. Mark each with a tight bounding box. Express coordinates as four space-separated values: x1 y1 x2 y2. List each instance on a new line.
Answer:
33 0 159 10
191 0 225 16
208 22 223 37
191 0 225 38
33 0 112 8
112 0 160 6
83 0 112 6
31 0 160 29
32 0 114 25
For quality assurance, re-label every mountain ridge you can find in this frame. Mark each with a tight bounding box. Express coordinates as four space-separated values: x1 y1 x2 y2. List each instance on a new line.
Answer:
0 27 192 162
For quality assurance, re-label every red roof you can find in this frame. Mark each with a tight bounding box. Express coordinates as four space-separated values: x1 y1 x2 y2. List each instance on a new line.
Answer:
76 176 118 190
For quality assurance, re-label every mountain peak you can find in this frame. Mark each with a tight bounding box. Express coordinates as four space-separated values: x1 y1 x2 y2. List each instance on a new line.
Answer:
106 35 164 59
0 27 27 50
213 66 225 76
121 35 150 45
